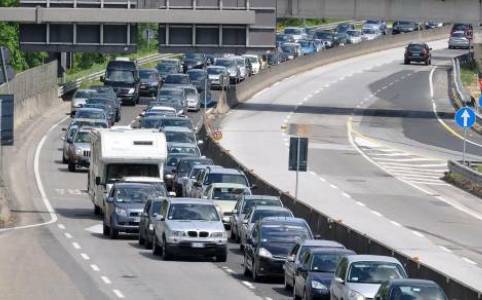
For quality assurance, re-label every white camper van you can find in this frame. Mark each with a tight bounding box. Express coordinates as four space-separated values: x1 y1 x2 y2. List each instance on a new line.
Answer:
88 127 167 215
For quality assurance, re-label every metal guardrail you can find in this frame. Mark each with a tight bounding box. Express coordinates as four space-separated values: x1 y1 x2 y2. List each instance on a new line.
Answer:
58 53 171 96
448 160 482 186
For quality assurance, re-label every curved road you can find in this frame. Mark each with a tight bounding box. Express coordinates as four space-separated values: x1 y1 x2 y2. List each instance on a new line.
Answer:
220 40 482 292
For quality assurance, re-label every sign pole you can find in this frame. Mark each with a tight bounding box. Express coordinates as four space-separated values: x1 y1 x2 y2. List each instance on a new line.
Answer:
295 137 300 201
463 127 467 164
0 48 10 93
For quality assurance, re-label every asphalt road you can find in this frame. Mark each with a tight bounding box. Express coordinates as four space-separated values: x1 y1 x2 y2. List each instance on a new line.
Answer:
219 40 482 292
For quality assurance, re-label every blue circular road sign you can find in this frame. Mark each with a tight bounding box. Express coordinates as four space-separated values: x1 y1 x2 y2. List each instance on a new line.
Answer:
455 107 476 128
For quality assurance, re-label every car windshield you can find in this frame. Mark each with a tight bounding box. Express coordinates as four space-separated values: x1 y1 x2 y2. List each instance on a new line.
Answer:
140 118 163 129
348 262 405 284
114 185 162 203
105 70 135 83
152 201 162 215
159 89 183 98
315 32 332 39
453 24 467 31
363 29 377 34
156 64 177 73
87 99 114 107
169 145 200 156
397 21 412 26
245 56 258 63
391 285 447 300
299 40 312 47
168 203 220 221
365 20 379 25
74 90 93 98
251 210 291 223
212 187 248 201
235 58 245 66
311 253 344 273
347 31 361 37
164 75 190 84
71 120 107 128
242 198 281 213
178 159 211 175
207 68 225 75
185 89 197 97
284 28 302 35
215 59 235 68
205 173 248 186
184 53 203 60
281 45 295 53
75 110 105 119
74 132 91 143
139 70 158 80
260 224 310 242
165 131 196 143
106 164 159 183
189 167 205 179
188 71 205 81
158 97 182 108
162 118 193 129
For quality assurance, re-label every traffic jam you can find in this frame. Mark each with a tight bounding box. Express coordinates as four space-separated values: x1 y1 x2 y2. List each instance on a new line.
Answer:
60 20 456 300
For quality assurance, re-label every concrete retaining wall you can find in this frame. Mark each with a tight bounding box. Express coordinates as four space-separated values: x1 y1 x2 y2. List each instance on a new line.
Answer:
0 61 61 129
205 27 482 299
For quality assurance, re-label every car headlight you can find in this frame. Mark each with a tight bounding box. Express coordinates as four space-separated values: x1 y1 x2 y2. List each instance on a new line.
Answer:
75 148 83 155
115 207 128 217
210 232 226 238
258 247 272 258
128 88 135 94
169 230 186 237
148 224 154 231
348 290 366 300
311 280 328 290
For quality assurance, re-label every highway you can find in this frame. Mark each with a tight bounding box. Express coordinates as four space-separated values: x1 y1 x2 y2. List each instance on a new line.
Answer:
220 40 482 289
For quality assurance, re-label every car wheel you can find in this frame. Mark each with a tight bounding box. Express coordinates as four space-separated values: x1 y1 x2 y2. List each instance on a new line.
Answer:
103 224 110 236
109 226 118 239
152 234 162 256
138 230 145 245
243 253 251 276
404 59 410 65
68 162 76 172
161 236 172 260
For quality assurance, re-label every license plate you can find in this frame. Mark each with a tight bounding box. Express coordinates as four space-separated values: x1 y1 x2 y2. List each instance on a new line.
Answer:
132 217 140 223
192 242 204 248
413 53 419 57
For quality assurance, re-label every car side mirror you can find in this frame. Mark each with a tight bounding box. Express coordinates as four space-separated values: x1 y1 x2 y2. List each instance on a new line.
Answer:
100 76 105 82
95 176 101 186
155 214 165 221
106 197 114 203
334 277 344 285
67 138 73 144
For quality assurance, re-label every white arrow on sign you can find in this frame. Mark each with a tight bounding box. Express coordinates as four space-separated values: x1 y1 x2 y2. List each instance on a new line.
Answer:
462 109 471 127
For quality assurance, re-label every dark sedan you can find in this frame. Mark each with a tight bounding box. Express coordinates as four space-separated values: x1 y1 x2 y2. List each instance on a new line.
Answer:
139 68 160 97
138 198 163 249
374 279 448 300
155 62 179 81
392 21 420 34
404 42 431 65
182 53 207 72
187 69 210 92
243 217 313 281
293 248 356 300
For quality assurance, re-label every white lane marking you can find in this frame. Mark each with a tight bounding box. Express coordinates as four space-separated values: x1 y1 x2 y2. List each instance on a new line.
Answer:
319 177 326 182
64 232 73 239
375 157 440 162
225 268 234 274
390 220 402 227
356 201 366 207
72 242 81 249
113 289 125 298
371 210 383 217
411 230 425 238
90 264 100 272
439 246 452 253
57 224 66 230
101 276 112 284
462 257 477 265
329 184 338 189
242 281 255 289
0 116 68 233
342 192 351 198
265 298 274 300
80 253 90 260
309 171 317 176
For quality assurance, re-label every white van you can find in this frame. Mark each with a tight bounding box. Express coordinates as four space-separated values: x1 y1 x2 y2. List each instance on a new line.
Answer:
88 127 167 215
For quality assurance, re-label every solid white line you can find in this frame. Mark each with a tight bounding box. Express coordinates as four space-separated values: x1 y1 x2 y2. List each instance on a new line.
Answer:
378 162 446 168
375 157 441 163
0 116 68 233
412 230 425 238
439 246 452 253
390 220 402 227
64 232 73 239
80 253 90 260
371 210 383 217
242 281 255 289
462 257 477 265
57 224 66 230
113 289 125 298
72 242 81 250
90 264 100 272
101 276 112 284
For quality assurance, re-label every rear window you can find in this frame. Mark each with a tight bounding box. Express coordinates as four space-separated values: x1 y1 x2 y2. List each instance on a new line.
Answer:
242 198 281 213
251 210 291 223
408 44 425 51
205 173 247 186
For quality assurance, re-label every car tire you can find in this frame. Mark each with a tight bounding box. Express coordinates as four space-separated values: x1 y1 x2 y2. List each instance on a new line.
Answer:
138 230 145 245
161 236 173 260
109 227 118 239
404 59 410 65
243 253 251 276
152 234 162 256
145 235 153 249
68 162 76 172
103 224 110 236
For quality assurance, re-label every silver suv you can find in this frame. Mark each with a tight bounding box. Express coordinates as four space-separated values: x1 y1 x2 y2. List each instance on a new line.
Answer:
152 198 228 261
67 128 92 172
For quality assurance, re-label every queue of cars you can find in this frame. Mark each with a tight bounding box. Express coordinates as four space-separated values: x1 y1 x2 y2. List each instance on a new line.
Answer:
62 31 453 299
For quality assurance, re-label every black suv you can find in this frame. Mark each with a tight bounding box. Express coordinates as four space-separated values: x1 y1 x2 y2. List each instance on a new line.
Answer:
404 42 432 65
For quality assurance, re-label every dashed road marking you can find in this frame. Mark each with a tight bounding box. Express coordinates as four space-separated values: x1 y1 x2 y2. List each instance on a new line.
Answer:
390 220 402 227
72 242 81 250
102 276 112 284
64 232 73 239
80 253 90 260
90 264 100 272
439 246 452 253
242 281 255 289
57 224 65 230
462 257 477 265
319 177 326 182
411 230 424 238
113 289 125 298
356 201 366 207
329 184 338 189
371 210 383 217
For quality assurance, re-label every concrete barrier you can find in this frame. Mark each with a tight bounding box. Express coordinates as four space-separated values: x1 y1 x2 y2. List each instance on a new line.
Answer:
202 27 482 299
